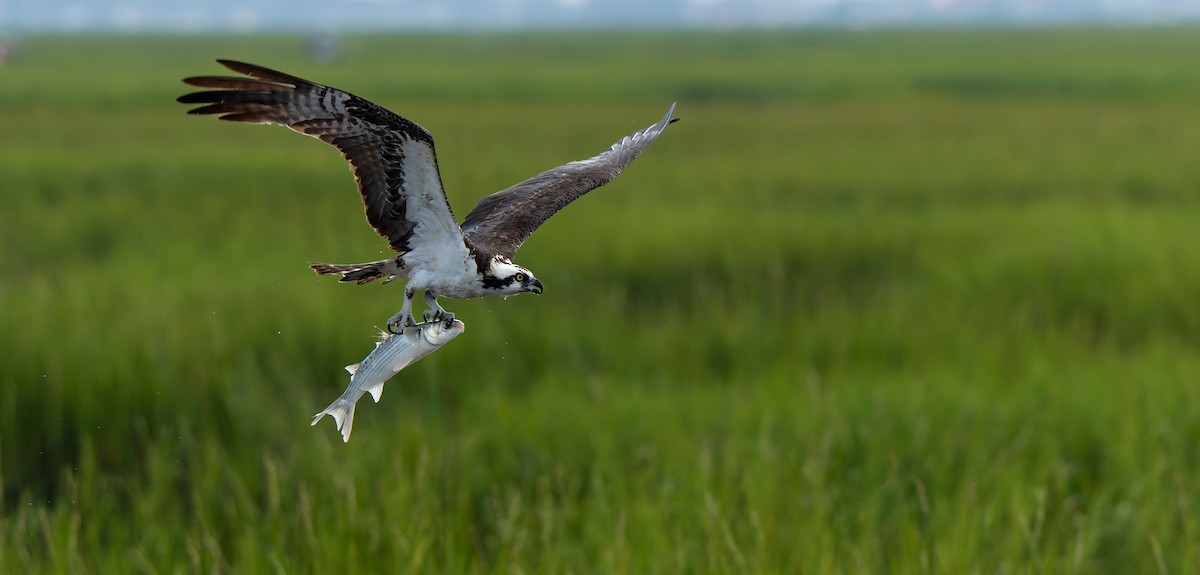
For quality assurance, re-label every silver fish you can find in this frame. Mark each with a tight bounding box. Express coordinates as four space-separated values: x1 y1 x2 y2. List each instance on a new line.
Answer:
311 318 465 442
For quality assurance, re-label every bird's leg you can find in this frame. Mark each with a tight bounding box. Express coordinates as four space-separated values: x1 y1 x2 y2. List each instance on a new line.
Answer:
387 286 418 334
424 290 454 327
420 290 436 322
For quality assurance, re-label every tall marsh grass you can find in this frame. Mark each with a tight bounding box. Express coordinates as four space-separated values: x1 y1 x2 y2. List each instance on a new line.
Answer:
3 29 1200 572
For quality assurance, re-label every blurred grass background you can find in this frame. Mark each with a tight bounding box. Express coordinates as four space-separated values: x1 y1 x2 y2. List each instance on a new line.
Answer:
3 29 1200 572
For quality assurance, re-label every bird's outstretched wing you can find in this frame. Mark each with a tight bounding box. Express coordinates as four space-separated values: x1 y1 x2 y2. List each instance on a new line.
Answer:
460 103 677 260
178 60 466 259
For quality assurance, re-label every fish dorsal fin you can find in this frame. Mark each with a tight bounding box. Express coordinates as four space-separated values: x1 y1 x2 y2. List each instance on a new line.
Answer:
368 382 385 403
345 363 360 375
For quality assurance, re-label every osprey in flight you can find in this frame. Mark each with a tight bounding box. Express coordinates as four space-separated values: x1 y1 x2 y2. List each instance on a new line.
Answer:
178 60 676 331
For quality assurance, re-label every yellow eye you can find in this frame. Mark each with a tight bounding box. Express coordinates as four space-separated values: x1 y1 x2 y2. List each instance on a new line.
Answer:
514 273 527 282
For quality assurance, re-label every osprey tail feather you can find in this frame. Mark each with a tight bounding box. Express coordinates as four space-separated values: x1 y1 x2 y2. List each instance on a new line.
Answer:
309 257 407 285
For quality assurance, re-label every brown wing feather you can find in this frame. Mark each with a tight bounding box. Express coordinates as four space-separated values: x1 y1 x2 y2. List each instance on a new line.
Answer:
460 103 677 260
178 59 453 254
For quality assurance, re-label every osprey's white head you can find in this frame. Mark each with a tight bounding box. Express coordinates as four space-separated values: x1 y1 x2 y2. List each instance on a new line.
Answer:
481 258 543 296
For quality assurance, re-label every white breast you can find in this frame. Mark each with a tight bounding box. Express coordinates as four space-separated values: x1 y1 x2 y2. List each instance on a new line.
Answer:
394 137 481 298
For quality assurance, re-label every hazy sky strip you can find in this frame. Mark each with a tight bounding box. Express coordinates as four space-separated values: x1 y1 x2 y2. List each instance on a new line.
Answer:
3 0 1199 32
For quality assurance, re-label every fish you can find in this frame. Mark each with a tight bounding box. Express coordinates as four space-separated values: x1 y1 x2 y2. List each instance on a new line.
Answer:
311 318 465 442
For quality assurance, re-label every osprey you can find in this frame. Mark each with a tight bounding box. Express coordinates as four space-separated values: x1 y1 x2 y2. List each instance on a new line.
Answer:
178 60 676 332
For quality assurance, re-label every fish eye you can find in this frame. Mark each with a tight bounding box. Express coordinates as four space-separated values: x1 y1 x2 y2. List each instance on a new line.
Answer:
514 273 527 282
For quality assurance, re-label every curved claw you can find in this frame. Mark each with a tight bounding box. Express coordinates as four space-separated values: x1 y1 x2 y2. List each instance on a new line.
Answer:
387 314 417 334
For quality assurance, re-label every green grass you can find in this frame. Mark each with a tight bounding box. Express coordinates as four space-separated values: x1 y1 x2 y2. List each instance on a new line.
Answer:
4 28 1200 572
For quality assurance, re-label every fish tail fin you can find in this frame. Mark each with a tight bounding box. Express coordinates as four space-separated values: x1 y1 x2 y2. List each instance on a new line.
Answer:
310 396 357 443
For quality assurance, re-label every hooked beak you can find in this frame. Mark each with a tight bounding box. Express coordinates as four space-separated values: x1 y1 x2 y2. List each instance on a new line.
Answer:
528 278 543 295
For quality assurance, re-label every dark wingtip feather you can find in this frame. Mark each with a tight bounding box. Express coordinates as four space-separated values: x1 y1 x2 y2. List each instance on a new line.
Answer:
177 91 224 104
215 59 305 85
216 58 253 72
187 103 272 116
216 112 271 123
182 75 292 91
187 90 278 104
